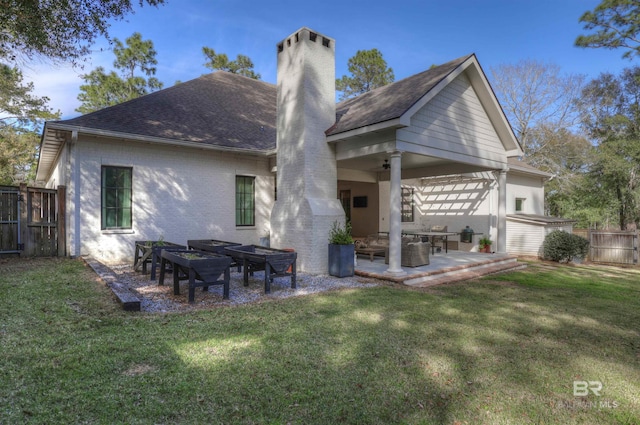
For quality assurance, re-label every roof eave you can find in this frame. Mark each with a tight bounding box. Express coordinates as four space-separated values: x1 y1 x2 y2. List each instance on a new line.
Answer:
326 118 406 143
508 164 554 179
507 214 577 225
36 123 273 182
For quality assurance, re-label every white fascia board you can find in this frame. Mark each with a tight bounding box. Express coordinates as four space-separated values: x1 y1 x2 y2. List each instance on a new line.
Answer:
326 118 406 143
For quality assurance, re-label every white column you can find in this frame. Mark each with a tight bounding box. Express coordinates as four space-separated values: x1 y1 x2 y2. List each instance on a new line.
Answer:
386 151 405 275
497 169 507 253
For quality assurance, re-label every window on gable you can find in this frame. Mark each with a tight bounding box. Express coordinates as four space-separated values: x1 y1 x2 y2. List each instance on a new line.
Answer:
401 187 414 222
101 166 132 229
515 198 525 213
236 175 255 226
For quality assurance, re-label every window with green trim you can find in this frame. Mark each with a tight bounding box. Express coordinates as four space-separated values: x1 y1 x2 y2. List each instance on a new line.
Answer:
236 176 255 226
101 166 132 229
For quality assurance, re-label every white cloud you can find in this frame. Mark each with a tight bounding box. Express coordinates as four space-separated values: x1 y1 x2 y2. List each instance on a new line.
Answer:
24 64 82 119
23 51 114 120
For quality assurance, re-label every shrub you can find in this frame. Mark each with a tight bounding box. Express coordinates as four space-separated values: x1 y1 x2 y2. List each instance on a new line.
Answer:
542 230 589 263
328 220 354 245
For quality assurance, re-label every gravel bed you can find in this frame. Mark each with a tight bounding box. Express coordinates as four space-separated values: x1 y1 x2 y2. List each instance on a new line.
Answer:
109 264 384 313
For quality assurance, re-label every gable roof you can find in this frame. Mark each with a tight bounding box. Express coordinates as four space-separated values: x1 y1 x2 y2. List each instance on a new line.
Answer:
328 54 473 136
52 71 278 151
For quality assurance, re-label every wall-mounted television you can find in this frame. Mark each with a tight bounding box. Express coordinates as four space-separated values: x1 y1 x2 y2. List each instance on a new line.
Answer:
353 196 368 208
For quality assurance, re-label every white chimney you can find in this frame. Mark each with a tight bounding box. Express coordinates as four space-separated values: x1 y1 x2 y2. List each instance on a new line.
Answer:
270 27 345 274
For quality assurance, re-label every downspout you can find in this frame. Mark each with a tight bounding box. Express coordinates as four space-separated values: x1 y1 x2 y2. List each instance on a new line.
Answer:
68 130 80 257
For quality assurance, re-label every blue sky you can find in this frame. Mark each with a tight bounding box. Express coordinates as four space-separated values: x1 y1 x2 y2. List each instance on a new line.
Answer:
27 0 631 119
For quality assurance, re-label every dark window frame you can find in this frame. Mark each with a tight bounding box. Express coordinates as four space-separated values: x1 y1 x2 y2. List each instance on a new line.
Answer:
236 175 256 227
401 187 414 223
101 166 133 230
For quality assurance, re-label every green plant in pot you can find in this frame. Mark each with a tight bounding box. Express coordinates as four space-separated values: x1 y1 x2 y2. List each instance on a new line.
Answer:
479 236 492 253
328 220 355 277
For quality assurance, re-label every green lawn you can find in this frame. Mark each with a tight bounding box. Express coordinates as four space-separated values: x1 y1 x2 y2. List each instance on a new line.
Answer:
1 257 639 424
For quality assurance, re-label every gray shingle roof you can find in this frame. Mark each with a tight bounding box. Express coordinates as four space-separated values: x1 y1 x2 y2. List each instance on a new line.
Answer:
55 71 278 151
327 54 473 136
53 54 473 149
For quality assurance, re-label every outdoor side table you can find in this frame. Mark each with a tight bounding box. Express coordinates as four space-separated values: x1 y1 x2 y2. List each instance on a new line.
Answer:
223 245 297 294
159 249 232 303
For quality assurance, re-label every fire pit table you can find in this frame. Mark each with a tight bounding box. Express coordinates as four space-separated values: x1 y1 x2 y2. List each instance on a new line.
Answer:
223 245 297 294
159 249 233 303
133 240 186 279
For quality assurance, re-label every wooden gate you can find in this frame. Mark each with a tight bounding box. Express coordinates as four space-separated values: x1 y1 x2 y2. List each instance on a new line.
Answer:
589 231 638 265
0 184 66 257
0 186 21 254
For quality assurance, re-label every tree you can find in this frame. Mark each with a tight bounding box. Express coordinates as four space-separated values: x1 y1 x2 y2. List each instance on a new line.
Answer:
0 128 42 184
576 67 640 229
0 64 59 184
336 49 394 100
202 47 261 79
0 0 165 65
575 0 640 60
77 33 163 114
589 137 640 229
490 60 585 157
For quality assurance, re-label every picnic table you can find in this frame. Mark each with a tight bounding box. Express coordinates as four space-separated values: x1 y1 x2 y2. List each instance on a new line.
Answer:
223 245 297 294
133 240 186 280
159 249 232 303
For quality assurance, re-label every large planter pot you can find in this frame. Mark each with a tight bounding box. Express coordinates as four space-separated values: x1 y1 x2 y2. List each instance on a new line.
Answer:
328 243 355 277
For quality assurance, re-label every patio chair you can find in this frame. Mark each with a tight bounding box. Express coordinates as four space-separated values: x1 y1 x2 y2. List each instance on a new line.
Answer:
384 236 430 267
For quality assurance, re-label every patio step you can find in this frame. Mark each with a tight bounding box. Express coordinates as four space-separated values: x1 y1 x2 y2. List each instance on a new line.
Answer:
404 256 525 288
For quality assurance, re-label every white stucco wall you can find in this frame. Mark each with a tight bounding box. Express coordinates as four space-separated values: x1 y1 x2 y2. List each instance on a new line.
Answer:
378 170 547 253
379 176 495 250
56 135 274 264
506 172 545 215
45 144 69 189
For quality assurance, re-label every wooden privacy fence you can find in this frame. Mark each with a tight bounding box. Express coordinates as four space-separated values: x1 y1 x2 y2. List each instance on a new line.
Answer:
588 230 638 265
0 184 66 257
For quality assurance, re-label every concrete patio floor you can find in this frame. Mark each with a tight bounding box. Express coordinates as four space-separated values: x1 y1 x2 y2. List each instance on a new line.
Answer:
355 250 525 288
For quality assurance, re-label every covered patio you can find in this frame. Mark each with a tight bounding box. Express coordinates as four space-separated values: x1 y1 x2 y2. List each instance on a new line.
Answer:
354 250 522 287
328 54 522 278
